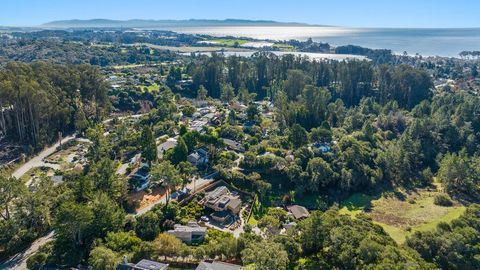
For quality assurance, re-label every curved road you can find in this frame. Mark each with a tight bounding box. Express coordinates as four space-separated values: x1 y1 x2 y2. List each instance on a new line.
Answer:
1 114 146 270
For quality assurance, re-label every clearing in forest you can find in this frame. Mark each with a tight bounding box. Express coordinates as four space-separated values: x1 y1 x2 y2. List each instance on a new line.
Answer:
339 184 466 244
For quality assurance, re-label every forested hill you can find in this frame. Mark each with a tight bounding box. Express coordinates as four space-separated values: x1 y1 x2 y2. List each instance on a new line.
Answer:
0 62 110 151
41 19 311 29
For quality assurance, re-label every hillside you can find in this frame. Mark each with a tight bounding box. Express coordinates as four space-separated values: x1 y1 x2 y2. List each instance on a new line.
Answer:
41 18 312 29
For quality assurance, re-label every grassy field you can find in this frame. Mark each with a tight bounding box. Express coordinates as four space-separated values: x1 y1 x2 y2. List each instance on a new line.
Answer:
339 186 466 244
272 43 296 51
207 38 250 47
136 43 252 53
112 64 147 69
141 83 161 92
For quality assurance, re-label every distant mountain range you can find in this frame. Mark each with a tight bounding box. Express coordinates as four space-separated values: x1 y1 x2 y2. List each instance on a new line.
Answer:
41 19 313 29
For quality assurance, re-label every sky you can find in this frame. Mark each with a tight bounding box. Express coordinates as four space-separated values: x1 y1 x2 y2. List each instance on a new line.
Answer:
1 0 479 28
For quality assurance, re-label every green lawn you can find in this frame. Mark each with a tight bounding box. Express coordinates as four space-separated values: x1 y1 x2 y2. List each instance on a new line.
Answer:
207 38 250 47
339 193 377 216
140 83 160 92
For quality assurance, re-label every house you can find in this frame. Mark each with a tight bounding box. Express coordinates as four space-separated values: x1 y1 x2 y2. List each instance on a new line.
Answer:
210 210 232 223
196 261 242 270
190 120 208 132
118 259 168 270
287 205 310 220
167 221 207 244
187 147 209 167
283 221 297 230
170 187 191 201
222 138 245 153
51 175 64 185
130 153 142 166
203 186 242 214
157 138 178 159
310 142 332 154
129 164 151 191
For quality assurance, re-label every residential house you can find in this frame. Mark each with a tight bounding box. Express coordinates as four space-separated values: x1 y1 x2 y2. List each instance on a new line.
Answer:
310 142 332 154
118 259 168 270
222 138 245 153
196 261 242 270
187 147 209 167
203 186 242 214
167 221 207 244
129 163 151 192
157 138 178 159
287 205 310 220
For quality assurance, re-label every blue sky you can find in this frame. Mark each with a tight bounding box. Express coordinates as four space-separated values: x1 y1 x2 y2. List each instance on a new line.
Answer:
1 0 479 28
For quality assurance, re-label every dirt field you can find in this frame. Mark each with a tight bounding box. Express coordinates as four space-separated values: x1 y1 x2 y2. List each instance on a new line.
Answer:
127 186 167 212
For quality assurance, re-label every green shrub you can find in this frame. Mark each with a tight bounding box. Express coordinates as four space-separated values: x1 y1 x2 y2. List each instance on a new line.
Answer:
27 252 47 270
434 193 453 206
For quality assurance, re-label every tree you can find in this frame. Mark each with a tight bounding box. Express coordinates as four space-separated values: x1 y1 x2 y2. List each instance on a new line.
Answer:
241 240 289 270
220 83 235 103
52 201 94 265
246 103 259 122
288 124 308 148
135 211 162 241
0 176 25 221
88 246 121 270
177 161 197 187
284 70 306 100
472 65 478 78
90 192 125 238
154 233 183 258
26 252 48 270
306 157 334 191
104 231 142 254
197 85 208 100
74 106 89 132
140 125 157 164
151 161 182 204
89 158 127 201
238 87 254 104
170 137 188 165
437 152 479 200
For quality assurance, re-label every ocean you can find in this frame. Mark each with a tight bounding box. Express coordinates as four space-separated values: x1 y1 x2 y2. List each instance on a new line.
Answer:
165 26 480 57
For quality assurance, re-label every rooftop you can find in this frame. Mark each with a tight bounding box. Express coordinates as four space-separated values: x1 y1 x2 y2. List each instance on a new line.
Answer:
287 205 310 219
196 261 242 270
170 222 207 233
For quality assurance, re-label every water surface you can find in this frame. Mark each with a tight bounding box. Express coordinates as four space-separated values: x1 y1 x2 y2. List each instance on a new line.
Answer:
166 26 480 57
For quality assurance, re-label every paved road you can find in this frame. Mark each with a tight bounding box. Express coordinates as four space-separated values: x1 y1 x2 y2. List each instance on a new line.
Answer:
11 135 77 179
0 231 55 270
1 114 145 270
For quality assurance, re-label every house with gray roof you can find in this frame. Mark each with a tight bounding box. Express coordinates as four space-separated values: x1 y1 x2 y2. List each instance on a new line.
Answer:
167 221 207 244
196 261 242 270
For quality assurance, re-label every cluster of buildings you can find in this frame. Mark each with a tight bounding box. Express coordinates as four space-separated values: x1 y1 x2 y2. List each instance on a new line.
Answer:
118 259 242 270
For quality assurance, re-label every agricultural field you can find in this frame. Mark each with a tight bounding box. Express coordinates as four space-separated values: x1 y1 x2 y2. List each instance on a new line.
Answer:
339 184 466 243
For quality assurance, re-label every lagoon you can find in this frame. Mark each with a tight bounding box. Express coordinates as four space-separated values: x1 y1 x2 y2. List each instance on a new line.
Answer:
166 26 480 57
